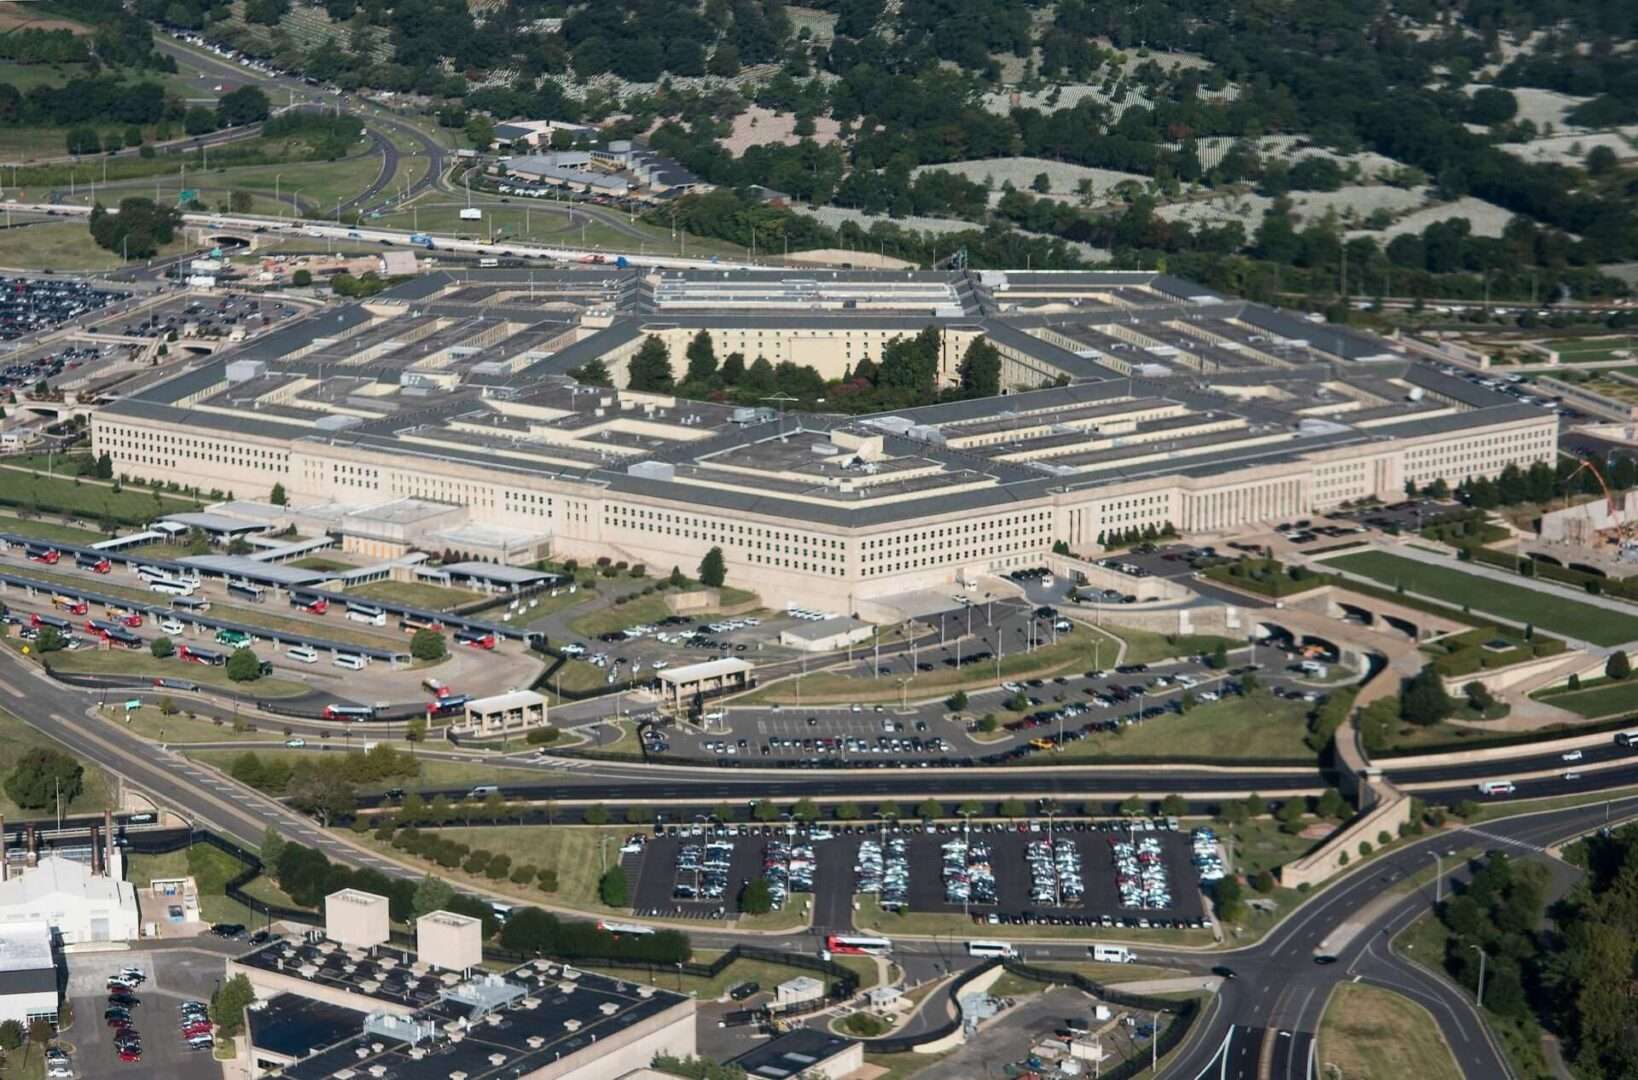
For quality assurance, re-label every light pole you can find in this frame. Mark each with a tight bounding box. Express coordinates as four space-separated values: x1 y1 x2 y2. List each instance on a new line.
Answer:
1469 944 1487 1007
1429 850 1443 903
275 173 283 216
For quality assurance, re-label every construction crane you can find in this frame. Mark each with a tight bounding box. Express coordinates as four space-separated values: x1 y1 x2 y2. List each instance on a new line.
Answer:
1563 455 1637 551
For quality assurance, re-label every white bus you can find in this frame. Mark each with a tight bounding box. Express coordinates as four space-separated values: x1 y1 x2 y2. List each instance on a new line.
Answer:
1477 780 1516 796
1091 944 1134 963
966 940 1015 958
148 578 197 597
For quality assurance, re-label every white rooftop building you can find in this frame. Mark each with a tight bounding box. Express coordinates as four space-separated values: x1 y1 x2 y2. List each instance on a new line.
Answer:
0 923 59 1026
0 855 140 944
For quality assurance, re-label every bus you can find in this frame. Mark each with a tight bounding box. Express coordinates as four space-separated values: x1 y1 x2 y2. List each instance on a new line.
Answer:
50 595 88 615
596 920 656 937
422 677 450 698
105 627 142 649
1477 780 1516 796
427 694 470 718
30 613 71 631
171 596 211 614
215 628 252 648
347 609 386 626
1616 731 1638 748
24 544 58 564
149 578 197 597
226 581 265 604
454 628 497 650
966 941 1015 958
323 704 376 721
133 564 166 582
75 553 111 573
289 592 329 614
823 935 891 957
178 645 225 666
400 616 444 633
345 601 384 619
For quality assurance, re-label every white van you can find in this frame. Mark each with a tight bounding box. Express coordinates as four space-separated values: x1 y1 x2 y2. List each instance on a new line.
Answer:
1477 780 1515 796
468 785 499 799
287 646 319 664
334 653 367 670
1091 944 1135 964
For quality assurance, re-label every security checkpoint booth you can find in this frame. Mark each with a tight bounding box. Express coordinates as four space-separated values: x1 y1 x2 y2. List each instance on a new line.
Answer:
655 658 754 714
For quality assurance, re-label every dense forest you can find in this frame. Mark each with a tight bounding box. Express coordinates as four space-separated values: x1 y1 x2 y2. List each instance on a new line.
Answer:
19 0 1638 301
1431 825 1638 1080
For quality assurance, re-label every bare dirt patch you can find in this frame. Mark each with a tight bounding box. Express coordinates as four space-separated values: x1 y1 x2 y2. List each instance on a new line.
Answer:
720 105 842 156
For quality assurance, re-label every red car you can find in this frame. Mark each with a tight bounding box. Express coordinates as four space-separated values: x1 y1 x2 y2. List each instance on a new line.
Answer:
118 1049 141 1062
181 1022 212 1035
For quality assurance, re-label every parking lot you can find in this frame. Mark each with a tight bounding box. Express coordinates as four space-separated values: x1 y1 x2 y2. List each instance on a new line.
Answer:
0 277 127 341
87 294 295 343
628 821 1207 929
63 943 232 1080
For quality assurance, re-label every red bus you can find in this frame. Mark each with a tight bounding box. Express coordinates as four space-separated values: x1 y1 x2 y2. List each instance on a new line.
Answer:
823 935 892 957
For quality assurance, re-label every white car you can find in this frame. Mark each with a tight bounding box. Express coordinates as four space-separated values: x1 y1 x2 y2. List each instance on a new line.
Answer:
1562 749 1583 762
160 619 185 635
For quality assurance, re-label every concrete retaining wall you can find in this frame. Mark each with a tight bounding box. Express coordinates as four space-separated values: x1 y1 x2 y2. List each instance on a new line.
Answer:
1278 781 1412 890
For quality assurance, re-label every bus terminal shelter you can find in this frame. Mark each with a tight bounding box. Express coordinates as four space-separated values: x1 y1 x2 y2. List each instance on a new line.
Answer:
656 658 754 712
454 689 548 738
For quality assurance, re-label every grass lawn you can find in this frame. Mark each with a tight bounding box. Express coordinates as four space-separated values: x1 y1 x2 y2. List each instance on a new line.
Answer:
1535 679 1638 718
0 219 189 271
565 586 759 639
0 467 199 523
1394 912 1552 1080
1048 692 1315 762
100 704 280 743
125 542 197 559
289 556 354 572
355 825 641 916
862 1051 953 1080
0 512 106 545
188 748 554 793
737 902 811 932
1092 623 1239 667
0 706 115 820
1325 551 1633 646
347 580 482 610
43 648 311 698
852 895 1215 948
1318 983 1462 1080
126 843 296 925
1223 819 1326 876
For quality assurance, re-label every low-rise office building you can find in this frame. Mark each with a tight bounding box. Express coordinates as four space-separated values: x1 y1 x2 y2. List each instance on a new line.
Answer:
91 269 1557 612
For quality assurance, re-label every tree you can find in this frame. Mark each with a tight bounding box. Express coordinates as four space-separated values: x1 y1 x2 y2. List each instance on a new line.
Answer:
1246 793 1267 818
210 973 256 1037
598 866 628 906
65 126 99 155
4 748 83 810
698 546 726 588
835 801 861 820
792 797 819 821
1607 651 1631 681
34 627 64 653
463 114 495 150
684 330 717 383
956 337 1002 397
720 352 746 384
0 1020 20 1051
410 629 447 661
1208 640 1229 670
1316 787 1349 819
1276 798 1305 833
150 636 174 659
570 357 612 386
227 647 263 682
1464 681 1495 712
1161 794 1188 817
260 825 286 868
626 336 674 392
1401 664 1454 726
752 798 778 822
977 713 999 733
583 803 610 825
917 798 941 821
739 877 774 915
291 269 312 287
269 482 288 506
1213 875 1245 922
216 85 271 126
286 763 354 824
88 197 182 260
945 690 969 713
95 450 113 480
1119 795 1145 816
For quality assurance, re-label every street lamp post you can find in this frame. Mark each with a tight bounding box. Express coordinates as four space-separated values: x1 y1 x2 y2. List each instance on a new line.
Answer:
1470 944 1487 1007
1429 850 1443 903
